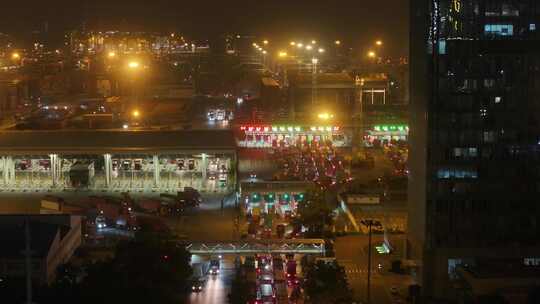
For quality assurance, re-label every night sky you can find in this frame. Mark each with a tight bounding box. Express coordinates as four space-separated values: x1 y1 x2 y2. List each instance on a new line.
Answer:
1 0 409 56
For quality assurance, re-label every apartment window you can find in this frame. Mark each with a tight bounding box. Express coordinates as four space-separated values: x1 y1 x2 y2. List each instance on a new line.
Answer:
437 168 478 179
438 39 446 55
484 24 514 36
483 78 495 88
494 96 502 103
524 258 540 266
483 131 496 143
501 4 519 16
530 24 537 31
480 108 488 118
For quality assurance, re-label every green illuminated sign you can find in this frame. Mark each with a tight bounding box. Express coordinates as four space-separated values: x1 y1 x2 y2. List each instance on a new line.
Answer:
373 125 409 132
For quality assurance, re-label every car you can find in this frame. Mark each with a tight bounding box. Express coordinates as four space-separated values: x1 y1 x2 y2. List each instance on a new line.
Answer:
191 279 204 292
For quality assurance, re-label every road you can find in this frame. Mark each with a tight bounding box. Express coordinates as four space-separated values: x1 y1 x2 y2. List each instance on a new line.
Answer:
334 235 414 304
187 256 235 304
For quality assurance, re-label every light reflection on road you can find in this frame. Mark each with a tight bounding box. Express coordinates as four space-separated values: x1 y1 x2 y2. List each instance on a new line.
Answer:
188 257 234 304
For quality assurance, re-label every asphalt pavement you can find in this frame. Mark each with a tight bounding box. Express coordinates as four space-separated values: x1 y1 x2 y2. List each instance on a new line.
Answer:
187 256 235 304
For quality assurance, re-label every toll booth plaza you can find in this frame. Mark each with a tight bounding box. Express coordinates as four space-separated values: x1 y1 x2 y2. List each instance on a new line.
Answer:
236 124 350 148
0 130 236 193
239 181 315 217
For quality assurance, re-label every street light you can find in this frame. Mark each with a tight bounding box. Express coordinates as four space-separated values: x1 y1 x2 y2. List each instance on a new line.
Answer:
128 61 140 69
360 219 382 304
263 40 269 45
108 51 116 58
305 45 313 51
278 51 288 58
335 40 341 45
367 51 376 58
318 48 325 53
132 110 140 118
297 43 304 48
11 52 20 60
375 40 383 46
317 112 334 120
311 40 317 44
290 41 296 46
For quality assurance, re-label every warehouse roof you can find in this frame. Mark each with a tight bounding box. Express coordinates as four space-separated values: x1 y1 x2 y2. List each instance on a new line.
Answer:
0 129 236 154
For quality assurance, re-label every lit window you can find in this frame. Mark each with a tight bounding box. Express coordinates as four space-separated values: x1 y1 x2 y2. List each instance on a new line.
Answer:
437 169 451 179
484 24 514 36
530 24 536 31
438 39 446 55
494 96 502 103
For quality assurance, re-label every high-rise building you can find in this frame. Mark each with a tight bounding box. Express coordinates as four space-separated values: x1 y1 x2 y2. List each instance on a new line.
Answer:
409 0 540 300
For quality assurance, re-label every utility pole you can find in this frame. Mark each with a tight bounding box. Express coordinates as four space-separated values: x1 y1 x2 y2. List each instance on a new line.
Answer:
361 219 381 304
311 58 318 106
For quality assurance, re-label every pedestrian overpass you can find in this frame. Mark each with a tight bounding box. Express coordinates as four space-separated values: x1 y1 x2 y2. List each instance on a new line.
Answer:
185 239 325 255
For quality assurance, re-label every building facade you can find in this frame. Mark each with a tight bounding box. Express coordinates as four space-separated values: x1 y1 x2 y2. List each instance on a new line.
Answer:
409 0 540 300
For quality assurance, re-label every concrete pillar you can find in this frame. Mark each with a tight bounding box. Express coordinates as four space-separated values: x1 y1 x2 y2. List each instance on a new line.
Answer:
56 155 61 186
50 154 58 187
1 157 6 185
104 154 112 188
153 155 160 187
201 153 207 181
5 156 14 185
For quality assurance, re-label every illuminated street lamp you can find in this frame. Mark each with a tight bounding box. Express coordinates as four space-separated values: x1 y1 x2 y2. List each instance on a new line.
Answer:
290 41 296 46
132 109 141 118
305 45 313 51
318 48 325 53
108 51 116 58
376 40 383 46
317 112 334 120
311 40 317 44
262 50 267 54
278 51 288 58
297 43 304 48
11 52 20 60
128 61 140 69
335 40 341 45
263 40 269 45
367 51 376 58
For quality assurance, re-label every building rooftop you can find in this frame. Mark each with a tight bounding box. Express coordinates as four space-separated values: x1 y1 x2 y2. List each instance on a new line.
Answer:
0 220 60 259
0 129 236 154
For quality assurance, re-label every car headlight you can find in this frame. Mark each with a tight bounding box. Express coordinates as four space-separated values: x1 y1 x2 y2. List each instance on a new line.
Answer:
198 286 202 290
192 286 195 290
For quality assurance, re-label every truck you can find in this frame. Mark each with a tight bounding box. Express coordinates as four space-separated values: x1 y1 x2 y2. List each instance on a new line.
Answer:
183 187 202 204
137 198 162 214
209 257 220 275
160 193 186 215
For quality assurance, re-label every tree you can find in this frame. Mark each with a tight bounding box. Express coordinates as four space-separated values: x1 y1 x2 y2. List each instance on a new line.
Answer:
303 260 353 304
294 190 334 237
39 232 192 304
